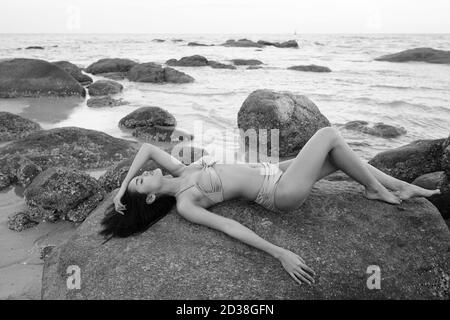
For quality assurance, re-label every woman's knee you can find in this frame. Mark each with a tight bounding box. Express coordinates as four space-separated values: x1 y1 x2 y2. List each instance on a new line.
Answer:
316 126 341 146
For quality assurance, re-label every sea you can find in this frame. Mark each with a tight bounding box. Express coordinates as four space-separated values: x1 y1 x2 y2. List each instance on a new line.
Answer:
1 33 449 161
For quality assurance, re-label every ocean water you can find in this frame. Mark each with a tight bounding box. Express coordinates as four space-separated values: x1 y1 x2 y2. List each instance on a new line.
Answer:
1 33 449 161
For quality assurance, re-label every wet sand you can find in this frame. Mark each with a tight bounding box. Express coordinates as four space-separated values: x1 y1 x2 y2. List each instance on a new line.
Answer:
0 187 77 299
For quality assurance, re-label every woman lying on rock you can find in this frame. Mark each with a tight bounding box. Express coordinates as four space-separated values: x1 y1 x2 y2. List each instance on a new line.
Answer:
100 127 441 285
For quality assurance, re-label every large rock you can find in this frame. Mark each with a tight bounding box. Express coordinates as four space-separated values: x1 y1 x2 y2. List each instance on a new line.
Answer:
441 135 450 175
166 55 209 67
42 179 450 299
0 58 86 98
88 80 123 96
119 107 176 128
375 48 450 64
133 126 194 143
0 127 137 170
343 120 407 138
0 112 41 142
413 172 449 219
53 61 93 85
288 65 332 73
221 39 263 48
85 58 137 75
127 63 194 84
237 90 331 157
368 138 446 183
275 40 299 48
24 167 104 223
0 155 42 190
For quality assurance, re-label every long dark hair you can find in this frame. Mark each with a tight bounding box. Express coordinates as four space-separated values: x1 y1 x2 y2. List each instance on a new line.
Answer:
99 189 176 240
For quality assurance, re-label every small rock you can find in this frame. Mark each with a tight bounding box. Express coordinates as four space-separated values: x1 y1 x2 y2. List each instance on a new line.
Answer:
288 64 332 73
88 80 123 96
231 59 263 66
8 212 38 232
87 96 129 108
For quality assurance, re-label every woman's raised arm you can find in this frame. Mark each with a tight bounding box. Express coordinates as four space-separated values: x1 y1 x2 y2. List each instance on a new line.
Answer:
176 201 316 285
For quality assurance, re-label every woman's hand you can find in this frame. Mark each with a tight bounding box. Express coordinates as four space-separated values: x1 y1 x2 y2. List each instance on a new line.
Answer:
278 249 316 285
113 188 126 215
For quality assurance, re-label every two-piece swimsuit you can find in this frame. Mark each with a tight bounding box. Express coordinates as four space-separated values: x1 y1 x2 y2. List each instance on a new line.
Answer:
174 156 287 213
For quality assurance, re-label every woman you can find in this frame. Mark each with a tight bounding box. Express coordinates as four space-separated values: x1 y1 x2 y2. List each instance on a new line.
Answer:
100 127 441 285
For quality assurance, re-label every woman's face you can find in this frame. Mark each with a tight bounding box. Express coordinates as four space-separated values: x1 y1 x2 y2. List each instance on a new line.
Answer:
127 168 163 195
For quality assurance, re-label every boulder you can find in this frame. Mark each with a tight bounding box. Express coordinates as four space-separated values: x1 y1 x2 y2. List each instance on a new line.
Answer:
275 40 299 48
231 59 263 66
87 96 129 108
0 112 41 142
171 39 183 42
441 135 450 175
413 172 449 219
133 126 194 143
53 61 93 85
0 155 42 190
85 58 137 75
288 65 332 73
119 107 176 128
8 212 38 232
0 58 86 98
257 40 276 46
343 120 407 138
88 80 123 96
221 39 263 48
42 179 450 299
127 63 194 84
0 127 137 170
375 48 450 64
25 46 44 50
368 138 446 183
98 145 208 193
24 167 104 223
187 42 210 47
237 89 331 157
208 61 236 70
97 72 127 80
166 55 209 67
164 67 195 84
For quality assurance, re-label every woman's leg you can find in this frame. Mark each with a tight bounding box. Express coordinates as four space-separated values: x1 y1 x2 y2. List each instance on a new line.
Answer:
278 144 441 200
274 127 402 211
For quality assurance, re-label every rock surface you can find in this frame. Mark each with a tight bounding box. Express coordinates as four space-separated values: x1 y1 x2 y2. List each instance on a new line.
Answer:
88 80 123 96
288 65 332 73
133 126 194 143
368 138 446 182
42 180 450 299
343 120 407 138
0 58 86 98
166 55 209 67
0 112 41 142
413 172 449 220
221 39 263 48
375 48 450 64
127 63 194 83
0 155 42 190
119 106 176 128
24 167 104 223
0 127 137 170
231 59 263 66
53 61 93 85
8 212 38 232
85 58 138 75
237 89 331 157
87 96 129 108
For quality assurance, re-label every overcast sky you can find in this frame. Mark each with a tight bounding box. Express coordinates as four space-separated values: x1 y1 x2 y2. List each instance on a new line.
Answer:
1 0 449 34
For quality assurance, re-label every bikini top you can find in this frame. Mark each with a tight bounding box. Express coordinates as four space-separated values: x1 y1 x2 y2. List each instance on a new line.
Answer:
174 156 225 205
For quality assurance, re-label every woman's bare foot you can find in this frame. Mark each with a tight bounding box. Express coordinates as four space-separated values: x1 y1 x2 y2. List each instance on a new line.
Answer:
394 183 441 200
363 185 402 205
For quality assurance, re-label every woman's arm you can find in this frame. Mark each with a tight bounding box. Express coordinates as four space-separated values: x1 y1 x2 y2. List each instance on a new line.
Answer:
114 143 186 213
177 201 316 285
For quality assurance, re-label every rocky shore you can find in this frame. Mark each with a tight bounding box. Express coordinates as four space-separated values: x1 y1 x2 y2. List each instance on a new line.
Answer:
0 51 449 299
